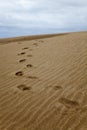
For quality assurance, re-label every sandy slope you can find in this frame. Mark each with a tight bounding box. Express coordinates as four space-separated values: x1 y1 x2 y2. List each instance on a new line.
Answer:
0 32 87 130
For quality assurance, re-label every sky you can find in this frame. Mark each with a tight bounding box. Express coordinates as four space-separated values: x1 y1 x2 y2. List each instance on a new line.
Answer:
0 0 87 38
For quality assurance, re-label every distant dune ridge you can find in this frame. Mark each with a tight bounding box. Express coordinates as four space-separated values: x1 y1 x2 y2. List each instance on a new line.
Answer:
0 33 68 44
0 31 87 130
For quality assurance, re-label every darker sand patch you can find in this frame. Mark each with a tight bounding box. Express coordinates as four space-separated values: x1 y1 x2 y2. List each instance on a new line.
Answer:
27 55 32 57
39 40 44 42
59 97 80 108
45 85 62 93
17 84 31 91
19 59 26 63
29 49 33 51
17 42 22 44
15 71 23 76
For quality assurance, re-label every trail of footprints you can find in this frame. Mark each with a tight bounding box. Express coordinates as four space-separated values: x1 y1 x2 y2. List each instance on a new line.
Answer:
15 40 87 112
15 40 46 91
15 42 39 91
6 39 87 130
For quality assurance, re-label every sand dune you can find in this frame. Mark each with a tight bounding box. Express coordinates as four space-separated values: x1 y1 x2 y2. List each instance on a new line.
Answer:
0 31 87 130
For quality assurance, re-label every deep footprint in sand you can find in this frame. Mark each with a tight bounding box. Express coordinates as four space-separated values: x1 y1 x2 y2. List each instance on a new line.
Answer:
17 84 31 91
26 64 33 68
19 59 26 63
53 85 62 90
18 52 26 55
15 71 23 76
58 97 80 108
22 47 28 50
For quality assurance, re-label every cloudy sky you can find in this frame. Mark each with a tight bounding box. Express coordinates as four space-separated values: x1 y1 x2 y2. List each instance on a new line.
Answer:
0 0 87 38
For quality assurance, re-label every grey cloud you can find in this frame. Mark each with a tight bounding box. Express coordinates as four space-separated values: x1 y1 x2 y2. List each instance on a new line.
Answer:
0 0 87 37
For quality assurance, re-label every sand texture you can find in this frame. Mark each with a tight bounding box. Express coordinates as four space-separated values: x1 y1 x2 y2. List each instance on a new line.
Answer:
0 32 87 130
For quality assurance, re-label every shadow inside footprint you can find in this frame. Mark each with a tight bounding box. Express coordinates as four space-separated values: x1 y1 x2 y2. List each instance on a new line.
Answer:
18 52 26 55
22 47 28 50
15 71 23 76
28 76 38 79
19 59 26 63
33 43 38 46
26 64 33 68
53 85 62 90
17 84 31 91
59 97 80 108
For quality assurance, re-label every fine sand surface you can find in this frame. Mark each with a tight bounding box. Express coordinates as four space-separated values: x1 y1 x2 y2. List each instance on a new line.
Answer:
0 32 87 130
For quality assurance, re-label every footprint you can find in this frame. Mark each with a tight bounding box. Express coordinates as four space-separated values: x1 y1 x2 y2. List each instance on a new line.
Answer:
26 64 33 68
19 59 26 63
22 47 28 50
58 97 80 108
15 71 23 76
17 84 31 91
27 55 32 57
53 85 62 90
28 76 38 79
33 43 38 46
18 52 26 55
45 85 62 94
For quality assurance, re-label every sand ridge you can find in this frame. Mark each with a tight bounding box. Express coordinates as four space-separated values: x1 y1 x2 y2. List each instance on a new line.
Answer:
0 31 87 130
